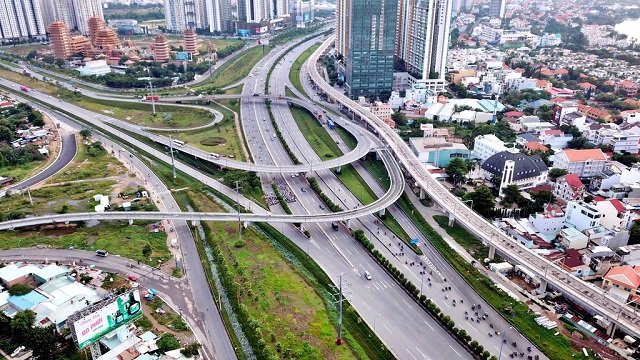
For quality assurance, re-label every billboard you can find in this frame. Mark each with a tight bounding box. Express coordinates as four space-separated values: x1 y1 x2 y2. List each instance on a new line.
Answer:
258 39 269 45
70 290 143 349
303 13 310 21
175 52 192 61
238 29 250 36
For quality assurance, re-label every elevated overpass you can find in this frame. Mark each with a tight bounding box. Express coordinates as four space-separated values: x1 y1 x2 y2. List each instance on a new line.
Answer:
307 37 640 338
0 148 403 229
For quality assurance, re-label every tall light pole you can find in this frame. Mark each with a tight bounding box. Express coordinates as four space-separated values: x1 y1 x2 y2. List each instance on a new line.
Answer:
168 135 177 179
498 326 513 360
374 313 381 333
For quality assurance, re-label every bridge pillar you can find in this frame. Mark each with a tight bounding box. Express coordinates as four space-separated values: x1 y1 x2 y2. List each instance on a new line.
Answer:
448 212 455 227
129 219 133 225
419 187 426 200
336 165 341 173
488 245 496 260
606 322 617 337
375 151 382 161
346 219 351 228
378 208 386 217
243 221 250 228
537 279 548 294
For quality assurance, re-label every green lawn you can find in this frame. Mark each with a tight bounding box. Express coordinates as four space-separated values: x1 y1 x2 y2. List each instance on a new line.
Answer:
0 223 170 266
362 159 390 190
284 85 299 98
2 157 51 184
186 191 357 359
336 127 357 150
199 39 245 54
224 84 244 95
433 215 492 261
201 45 271 90
289 44 320 96
48 139 128 183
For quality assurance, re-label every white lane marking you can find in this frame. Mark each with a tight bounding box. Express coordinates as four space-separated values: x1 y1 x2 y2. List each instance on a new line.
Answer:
383 323 393 334
416 347 428 359
362 301 372 311
345 247 352 256
402 299 412 308
423 320 434 331
467 323 478 332
450 346 462 357
405 349 418 360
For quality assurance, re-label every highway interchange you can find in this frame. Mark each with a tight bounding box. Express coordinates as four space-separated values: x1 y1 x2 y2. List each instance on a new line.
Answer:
0 31 569 360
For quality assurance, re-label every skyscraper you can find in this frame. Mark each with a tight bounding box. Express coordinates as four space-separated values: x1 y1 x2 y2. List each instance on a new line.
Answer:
489 0 505 18
396 0 452 91
72 0 103 35
0 0 46 40
337 0 398 97
164 0 231 33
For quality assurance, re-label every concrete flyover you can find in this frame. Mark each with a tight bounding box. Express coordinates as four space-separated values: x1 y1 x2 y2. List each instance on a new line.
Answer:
0 148 403 230
152 94 374 173
307 37 640 338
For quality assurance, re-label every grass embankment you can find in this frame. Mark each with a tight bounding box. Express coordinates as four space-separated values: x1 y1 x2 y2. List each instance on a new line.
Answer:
160 104 244 160
336 127 357 150
201 46 270 90
289 44 320 96
179 190 363 360
0 67 215 128
0 224 170 266
224 84 244 95
199 39 245 54
284 86 298 98
48 138 127 183
395 195 582 360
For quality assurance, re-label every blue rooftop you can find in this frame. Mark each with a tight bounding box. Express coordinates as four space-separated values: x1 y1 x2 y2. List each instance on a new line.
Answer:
8 291 47 311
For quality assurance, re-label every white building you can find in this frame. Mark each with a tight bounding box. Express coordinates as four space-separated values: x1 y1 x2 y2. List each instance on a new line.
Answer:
473 134 507 163
370 102 393 120
481 150 549 195
553 149 608 178
594 198 634 231
294 0 314 28
529 208 566 234
561 112 587 130
538 129 573 149
0 0 46 40
76 60 111 76
539 33 562 47
565 201 603 232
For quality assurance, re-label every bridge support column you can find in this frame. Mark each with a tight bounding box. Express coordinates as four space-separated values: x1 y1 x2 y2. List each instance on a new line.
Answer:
243 221 250 228
419 188 426 200
375 151 382 161
346 219 351 228
488 245 496 260
606 322 617 337
448 213 455 227
378 208 386 217
128 219 133 225
336 165 342 173
537 279 548 294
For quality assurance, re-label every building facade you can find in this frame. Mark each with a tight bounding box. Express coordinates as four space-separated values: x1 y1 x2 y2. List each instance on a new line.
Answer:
338 0 398 97
481 150 548 195
489 0 505 18
0 0 46 40
48 21 73 58
473 134 507 163
396 0 452 91
553 149 608 178
165 0 231 33
72 0 103 35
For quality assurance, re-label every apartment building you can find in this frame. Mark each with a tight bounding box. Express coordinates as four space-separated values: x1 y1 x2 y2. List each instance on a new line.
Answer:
553 149 608 178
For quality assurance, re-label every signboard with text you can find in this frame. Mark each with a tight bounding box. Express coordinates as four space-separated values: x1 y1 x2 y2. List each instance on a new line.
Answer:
175 52 192 61
70 290 143 349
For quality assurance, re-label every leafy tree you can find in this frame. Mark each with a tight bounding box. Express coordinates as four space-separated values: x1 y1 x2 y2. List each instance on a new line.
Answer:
181 342 202 357
79 129 91 139
463 186 495 218
11 310 35 342
55 58 66 68
548 168 568 181
502 184 523 206
559 124 583 138
630 221 640 245
536 104 553 121
142 244 152 258
531 190 555 211
157 333 180 353
28 111 45 127
26 50 38 59
27 325 60 359
567 137 589 149
118 55 130 65
391 110 407 126
584 194 594 203
0 125 13 142
612 151 640 166
9 283 33 296
445 158 469 186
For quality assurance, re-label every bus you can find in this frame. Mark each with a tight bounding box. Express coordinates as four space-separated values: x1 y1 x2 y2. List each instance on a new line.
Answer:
209 152 220 159
172 139 186 147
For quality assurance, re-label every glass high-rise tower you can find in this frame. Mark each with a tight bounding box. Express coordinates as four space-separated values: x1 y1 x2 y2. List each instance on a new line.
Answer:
337 0 398 97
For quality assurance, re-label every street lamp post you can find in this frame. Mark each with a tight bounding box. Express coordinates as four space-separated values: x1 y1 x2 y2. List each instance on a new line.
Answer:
498 326 513 360
420 271 424 297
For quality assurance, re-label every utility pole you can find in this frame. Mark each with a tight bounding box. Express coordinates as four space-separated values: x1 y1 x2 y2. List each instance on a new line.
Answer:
235 181 243 243
168 135 177 179
149 80 156 115
334 273 345 345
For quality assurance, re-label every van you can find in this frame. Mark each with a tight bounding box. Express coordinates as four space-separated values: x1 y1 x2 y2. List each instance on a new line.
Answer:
96 249 108 257
331 222 339 231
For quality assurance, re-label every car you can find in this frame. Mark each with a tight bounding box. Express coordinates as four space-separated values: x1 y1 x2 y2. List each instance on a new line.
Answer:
364 271 372 280
128 274 137 281
319 204 325 210
253 93 260 96
263 118 267 121
131 282 140 288
301 187 306 192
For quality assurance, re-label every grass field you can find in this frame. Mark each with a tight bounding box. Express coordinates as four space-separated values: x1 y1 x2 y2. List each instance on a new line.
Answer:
336 127 357 150
224 84 244 95
363 159 390 190
289 44 319 96
187 191 357 359
0 223 170 266
0 68 216 128
201 46 270 90
199 39 245 54
163 116 243 159
47 138 128 183
284 85 298 98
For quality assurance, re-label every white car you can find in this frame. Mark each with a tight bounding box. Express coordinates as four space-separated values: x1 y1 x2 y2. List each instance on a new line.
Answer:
364 271 372 280
131 282 140 288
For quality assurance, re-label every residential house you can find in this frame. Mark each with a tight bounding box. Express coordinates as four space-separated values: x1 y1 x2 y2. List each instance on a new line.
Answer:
565 200 603 231
516 133 541 147
524 141 548 153
553 149 608 177
553 174 585 202
578 104 613 122
601 265 640 302
529 206 566 234
553 101 579 126
558 226 589 250
615 80 638 98
594 198 635 230
538 129 572 149
561 112 587 130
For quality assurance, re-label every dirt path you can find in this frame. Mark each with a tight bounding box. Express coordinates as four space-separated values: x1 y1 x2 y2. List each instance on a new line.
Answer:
141 300 192 343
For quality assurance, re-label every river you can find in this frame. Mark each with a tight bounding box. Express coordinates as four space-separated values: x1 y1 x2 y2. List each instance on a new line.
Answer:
615 18 640 41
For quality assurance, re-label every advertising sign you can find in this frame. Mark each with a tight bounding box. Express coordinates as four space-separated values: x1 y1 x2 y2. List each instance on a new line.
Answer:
72 290 143 349
258 39 269 45
175 52 192 61
303 13 310 21
238 29 250 37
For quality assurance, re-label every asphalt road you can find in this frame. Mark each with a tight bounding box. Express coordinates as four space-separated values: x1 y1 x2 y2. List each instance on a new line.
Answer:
8 132 76 191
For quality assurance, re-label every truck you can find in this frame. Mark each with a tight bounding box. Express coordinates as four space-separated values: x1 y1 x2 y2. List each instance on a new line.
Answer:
22 68 31 77
145 95 160 101
327 119 335 130
20 85 29 92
